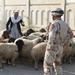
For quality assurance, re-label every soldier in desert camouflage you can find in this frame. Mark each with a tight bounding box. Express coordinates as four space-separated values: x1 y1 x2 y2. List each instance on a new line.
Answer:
43 8 73 75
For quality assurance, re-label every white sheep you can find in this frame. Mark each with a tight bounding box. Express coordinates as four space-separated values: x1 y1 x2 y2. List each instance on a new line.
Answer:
27 32 46 40
0 43 19 67
31 42 47 70
14 37 44 64
68 38 75 63
62 43 72 63
62 38 75 63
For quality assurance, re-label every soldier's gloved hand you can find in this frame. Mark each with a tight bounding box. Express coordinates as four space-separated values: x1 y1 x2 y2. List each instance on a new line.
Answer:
21 22 25 26
46 46 53 51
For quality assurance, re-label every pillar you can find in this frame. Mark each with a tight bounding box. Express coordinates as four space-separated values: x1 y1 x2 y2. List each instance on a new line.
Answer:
1 0 5 30
26 0 30 28
61 0 66 22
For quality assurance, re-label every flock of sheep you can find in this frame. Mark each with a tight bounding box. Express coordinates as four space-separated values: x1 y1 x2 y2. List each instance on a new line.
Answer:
0 28 75 70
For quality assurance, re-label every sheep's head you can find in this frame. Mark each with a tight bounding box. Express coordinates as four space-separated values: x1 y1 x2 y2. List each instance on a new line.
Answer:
69 43 72 47
39 28 46 32
14 39 24 53
40 34 48 41
24 28 35 36
8 37 16 43
33 37 44 44
2 30 10 39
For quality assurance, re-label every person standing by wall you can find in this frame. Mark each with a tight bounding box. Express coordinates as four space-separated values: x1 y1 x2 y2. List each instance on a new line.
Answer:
6 11 25 39
43 8 73 75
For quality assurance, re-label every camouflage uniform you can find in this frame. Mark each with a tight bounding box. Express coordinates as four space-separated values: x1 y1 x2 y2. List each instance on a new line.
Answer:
44 15 73 75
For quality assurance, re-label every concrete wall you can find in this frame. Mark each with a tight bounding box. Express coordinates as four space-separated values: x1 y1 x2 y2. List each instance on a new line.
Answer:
0 0 75 34
66 3 75 32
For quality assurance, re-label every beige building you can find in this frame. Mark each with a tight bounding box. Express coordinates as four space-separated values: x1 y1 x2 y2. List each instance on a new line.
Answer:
0 0 75 34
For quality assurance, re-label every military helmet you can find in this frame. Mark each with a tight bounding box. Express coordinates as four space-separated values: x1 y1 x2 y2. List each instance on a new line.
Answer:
52 8 64 16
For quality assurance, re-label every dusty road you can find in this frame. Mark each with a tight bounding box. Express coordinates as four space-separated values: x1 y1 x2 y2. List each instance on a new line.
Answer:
0 58 75 75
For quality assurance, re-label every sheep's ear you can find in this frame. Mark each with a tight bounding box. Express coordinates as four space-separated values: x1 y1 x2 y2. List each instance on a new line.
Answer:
69 43 72 47
2 30 10 39
15 39 24 53
8 37 15 43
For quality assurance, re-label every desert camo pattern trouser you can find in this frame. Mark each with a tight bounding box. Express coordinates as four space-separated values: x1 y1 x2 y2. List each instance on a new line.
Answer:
44 44 63 75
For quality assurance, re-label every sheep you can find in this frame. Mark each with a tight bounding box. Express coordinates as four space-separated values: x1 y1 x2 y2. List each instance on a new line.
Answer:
23 28 35 37
0 30 10 40
14 37 44 65
67 38 75 63
71 37 75 44
40 34 48 42
62 38 75 63
0 43 19 67
0 30 17 43
8 37 16 43
39 28 46 32
27 34 39 40
62 43 73 63
31 42 47 70
27 32 46 40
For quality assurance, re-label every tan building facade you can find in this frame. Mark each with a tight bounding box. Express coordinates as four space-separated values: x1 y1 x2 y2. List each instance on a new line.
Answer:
0 0 75 34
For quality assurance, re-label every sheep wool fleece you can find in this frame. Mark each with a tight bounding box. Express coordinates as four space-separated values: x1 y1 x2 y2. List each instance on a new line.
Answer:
44 18 73 75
